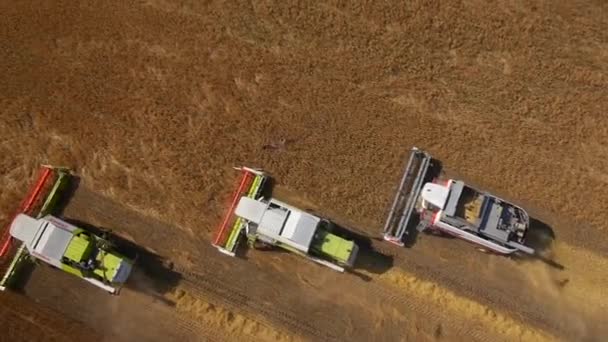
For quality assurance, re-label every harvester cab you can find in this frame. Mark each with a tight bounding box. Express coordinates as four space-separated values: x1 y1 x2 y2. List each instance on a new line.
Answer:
0 166 134 294
213 167 359 272
383 147 535 256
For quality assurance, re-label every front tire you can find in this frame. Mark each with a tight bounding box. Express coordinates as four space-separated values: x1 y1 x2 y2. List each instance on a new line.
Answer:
253 240 273 251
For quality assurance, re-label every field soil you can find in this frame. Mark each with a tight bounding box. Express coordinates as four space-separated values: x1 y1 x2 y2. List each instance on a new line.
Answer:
1 0 607 341
0 291 96 342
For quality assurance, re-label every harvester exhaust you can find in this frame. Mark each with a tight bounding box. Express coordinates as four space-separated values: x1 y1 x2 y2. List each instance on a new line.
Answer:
383 147 432 245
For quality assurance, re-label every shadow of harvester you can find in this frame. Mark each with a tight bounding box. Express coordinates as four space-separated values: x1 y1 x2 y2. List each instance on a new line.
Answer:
518 217 564 270
63 219 183 305
525 218 556 253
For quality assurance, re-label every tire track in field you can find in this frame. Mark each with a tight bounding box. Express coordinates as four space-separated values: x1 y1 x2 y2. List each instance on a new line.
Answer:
62 186 328 341
65 186 528 341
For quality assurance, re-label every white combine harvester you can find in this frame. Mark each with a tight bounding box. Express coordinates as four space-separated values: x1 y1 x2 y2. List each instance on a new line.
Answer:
383 147 534 255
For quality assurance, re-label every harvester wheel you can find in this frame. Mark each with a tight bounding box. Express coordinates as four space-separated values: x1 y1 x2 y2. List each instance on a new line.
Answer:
425 228 443 237
253 240 273 251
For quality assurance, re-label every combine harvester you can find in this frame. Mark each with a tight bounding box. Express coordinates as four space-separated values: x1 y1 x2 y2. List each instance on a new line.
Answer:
383 147 534 255
213 167 359 272
0 166 134 294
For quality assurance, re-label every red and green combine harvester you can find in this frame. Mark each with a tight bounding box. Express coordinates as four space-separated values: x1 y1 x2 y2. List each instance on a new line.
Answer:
0 166 134 294
212 167 359 272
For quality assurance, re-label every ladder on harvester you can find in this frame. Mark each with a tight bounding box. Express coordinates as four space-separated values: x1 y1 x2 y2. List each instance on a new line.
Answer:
382 147 432 245
213 167 267 256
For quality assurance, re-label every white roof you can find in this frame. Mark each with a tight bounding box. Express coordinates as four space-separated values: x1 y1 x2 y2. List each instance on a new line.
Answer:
34 223 72 261
280 209 319 252
258 205 289 237
421 183 450 209
11 214 73 262
235 197 267 224
234 197 320 252
10 214 39 245
268 199 319 252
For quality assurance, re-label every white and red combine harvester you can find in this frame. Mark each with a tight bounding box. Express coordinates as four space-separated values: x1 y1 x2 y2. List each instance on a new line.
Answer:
383 147 534 255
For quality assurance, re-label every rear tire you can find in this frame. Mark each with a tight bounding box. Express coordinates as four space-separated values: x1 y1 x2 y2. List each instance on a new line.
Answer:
425 228 443 236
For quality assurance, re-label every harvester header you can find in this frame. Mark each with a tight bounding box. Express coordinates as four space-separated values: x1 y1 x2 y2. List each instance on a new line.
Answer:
383 147 432 245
